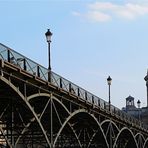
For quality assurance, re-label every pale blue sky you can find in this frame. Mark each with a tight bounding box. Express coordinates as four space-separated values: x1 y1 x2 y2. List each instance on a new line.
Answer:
0 0 148 109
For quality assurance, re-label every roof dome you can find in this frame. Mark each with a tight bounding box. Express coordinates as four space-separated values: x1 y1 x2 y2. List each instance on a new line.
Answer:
126 95 134 101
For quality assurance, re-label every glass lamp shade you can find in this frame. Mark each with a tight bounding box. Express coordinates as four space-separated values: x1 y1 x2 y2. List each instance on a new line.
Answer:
107 76 112 85
45 29 52 42
137 100 141 108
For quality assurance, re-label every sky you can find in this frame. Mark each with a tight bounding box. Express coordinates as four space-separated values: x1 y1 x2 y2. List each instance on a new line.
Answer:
0 0 148 109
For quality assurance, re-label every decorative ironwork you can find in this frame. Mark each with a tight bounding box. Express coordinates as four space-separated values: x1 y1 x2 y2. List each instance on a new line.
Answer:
0 43 148 148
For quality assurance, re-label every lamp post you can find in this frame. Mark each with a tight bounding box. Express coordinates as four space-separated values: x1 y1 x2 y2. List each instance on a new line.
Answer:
45 29 52 82
107 76 112 112
137 99 141 120
45 29 52 71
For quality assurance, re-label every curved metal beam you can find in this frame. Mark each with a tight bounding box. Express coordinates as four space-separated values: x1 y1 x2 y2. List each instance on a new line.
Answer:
101 119 120 132
53 109 86 147
53 109 108 148
0 76 51 147
27 93 50 101
113 127 138 148
87 114 109 148
27 93 70 115
135 132 145 141
135 132 145 147
100 119 120 148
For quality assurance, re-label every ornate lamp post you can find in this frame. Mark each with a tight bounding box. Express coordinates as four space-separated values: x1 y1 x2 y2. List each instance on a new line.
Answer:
137 99 141 120
45 29 52 82
107 76 112 112
45 29 52 71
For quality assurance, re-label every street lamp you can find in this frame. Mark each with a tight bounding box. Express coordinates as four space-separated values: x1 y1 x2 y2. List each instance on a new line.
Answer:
45 29 52 71
137 99 141 120
107 76 112 112
45 29 52 82
137 100 141 108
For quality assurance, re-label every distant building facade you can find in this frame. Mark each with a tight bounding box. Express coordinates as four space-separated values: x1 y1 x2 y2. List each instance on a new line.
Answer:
122 95 142 119
122 71 148 124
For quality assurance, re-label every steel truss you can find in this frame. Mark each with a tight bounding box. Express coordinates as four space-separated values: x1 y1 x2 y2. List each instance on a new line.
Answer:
0 64 148 148
0 43 148 148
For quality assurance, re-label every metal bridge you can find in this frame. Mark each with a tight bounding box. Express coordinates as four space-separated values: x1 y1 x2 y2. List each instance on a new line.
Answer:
0 43 148 148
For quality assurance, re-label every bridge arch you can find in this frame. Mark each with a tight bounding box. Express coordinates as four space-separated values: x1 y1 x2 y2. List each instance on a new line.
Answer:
101 119 119 147
54 109 109 148
28 93 82 147
113 127 138 148
27 93 70 114
135 133 145 148
0 76 51 147
101 119 119 132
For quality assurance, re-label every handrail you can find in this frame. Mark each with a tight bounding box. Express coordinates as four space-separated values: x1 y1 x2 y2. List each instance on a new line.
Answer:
0 43 147 130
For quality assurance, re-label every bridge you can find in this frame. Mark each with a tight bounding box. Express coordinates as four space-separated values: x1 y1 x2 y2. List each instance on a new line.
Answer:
0 43 148 148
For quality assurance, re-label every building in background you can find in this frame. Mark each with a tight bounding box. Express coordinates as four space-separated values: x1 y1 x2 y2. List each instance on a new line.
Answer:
122 71 148 124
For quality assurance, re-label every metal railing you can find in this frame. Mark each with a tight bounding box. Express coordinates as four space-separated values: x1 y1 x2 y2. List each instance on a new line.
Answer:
0 43 147 130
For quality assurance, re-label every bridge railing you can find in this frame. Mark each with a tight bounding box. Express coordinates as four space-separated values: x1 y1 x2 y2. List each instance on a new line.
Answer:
0 43 147 130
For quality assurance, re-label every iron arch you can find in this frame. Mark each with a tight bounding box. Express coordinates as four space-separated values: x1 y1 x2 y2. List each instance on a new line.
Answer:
27 93 70 115
101 119 120 148
135 133 145 148
28 93 82 147
101 119 119 132
54 109 109 148
0 76 51 147
113 127 138 148
27 93 80 147
135 132 145 141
